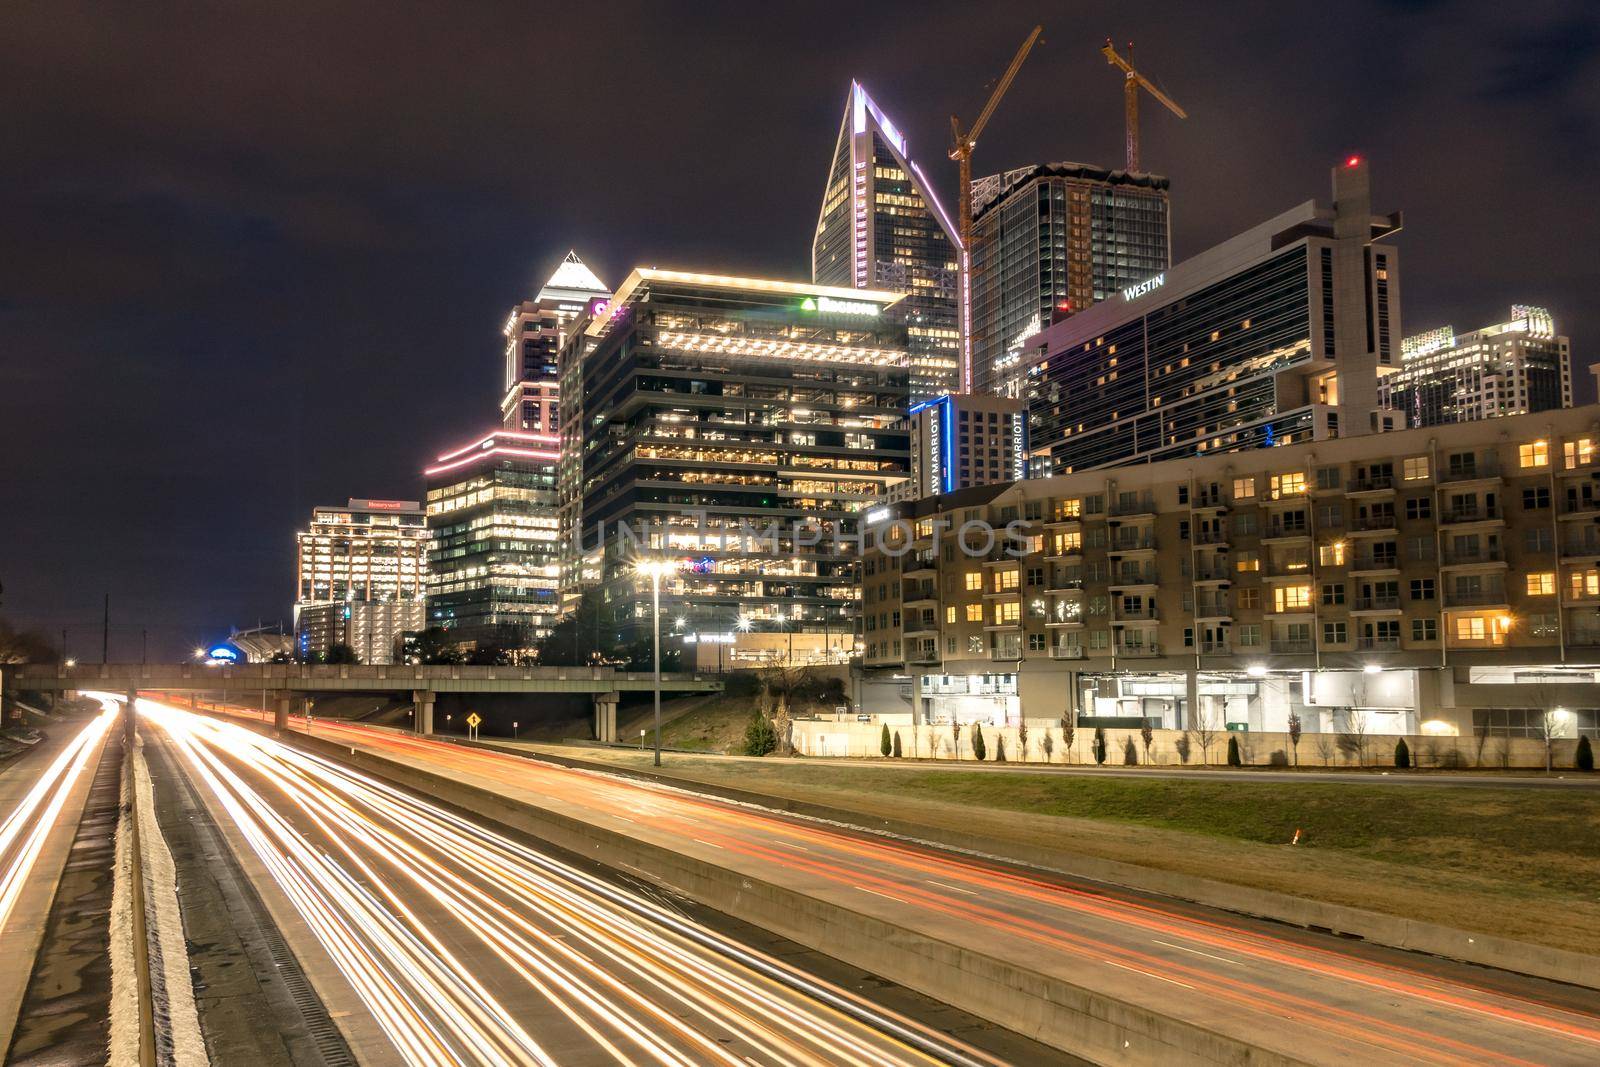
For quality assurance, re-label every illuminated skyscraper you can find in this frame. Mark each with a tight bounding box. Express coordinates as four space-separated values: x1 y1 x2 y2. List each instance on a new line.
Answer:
970 163 1171 395
813 82 961 403
1383 306 1572 428
501 250 609 433
293 499 429 663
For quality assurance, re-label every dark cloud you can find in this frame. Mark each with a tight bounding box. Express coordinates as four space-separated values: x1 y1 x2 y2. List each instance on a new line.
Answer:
2 0 1596 657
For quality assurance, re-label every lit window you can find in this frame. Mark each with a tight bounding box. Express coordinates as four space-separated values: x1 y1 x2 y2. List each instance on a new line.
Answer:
1270 472 1307 498
1571 569 1600 598
996 569 1020 591
1318 542 1346 567
1402 456 1430 481
1519 441 1550 468
946 606 957 624
1233 477 1256 500
1236 551 1260 573
965 603 983 622
1526 573 1555 596
1275 585 1312 611
964 572 982 591
1455 616 1487 641
1564 438 1596 468
992 601 1020 625
1058 498 1082 519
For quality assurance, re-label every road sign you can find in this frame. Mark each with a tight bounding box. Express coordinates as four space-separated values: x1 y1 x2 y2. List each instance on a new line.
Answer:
466 712 481 729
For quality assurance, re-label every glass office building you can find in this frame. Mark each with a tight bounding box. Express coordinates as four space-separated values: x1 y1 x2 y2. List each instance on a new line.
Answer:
813 81 961 403
563 269 912 656
970 163 1171 395
293 498 429 663
423 430 562 657
500 250 609 433
1384 306 1572 428
1021 159 1403 475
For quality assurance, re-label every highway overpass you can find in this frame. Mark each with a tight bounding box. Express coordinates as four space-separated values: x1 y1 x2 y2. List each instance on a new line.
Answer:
5 662 722 739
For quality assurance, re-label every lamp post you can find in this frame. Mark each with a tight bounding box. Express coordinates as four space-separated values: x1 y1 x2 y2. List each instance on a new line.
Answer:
635 559 677 767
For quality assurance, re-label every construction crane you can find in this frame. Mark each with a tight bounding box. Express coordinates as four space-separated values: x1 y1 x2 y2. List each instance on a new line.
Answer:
1101 39 1187 173
950 24 1043 394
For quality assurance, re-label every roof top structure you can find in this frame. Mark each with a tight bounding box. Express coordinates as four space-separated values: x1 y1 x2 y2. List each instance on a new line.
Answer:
536 250 609 304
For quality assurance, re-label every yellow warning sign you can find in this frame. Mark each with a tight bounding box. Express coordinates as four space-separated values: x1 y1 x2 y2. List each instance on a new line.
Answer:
465 712 482 729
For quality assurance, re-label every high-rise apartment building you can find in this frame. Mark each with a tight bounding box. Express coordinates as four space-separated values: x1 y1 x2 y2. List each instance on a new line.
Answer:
1383 306 1572 428
861 404 1600 741
501 250 609 433
293 499 428 663
422 430 562 657
896 393 1027 503
562 269 912 663
813 82 961 403
970 163 1171 395
1019 158 1403 475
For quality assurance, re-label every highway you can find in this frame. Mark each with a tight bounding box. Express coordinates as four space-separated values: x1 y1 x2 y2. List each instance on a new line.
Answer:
227 709 1600 1066
134 697 1035 1066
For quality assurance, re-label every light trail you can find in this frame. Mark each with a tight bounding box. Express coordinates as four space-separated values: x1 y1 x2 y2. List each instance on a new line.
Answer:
229 709 1600 1066
0 700 116 936
140 699 1002 1067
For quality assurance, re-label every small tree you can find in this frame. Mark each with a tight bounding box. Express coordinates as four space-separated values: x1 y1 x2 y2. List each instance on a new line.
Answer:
1287 711 1302 767
892 730 903 758
743 710 777 756
880 722 892 757
1193 708 1218 766
1017 721 1030 762
951 721 962 760
995 736 1007 762
1227 734 1242 766
324 643 358 664
1175 733 1192 764
1063 719 1076 764
1394 737 1411 769
1092 726 1107 765
1041 729 1055 763
1539 708 1559 774
1122 736 1138 765
971 724 987 761
1340 706 1370 767
1139 721 1154 765
1576 735 1594 771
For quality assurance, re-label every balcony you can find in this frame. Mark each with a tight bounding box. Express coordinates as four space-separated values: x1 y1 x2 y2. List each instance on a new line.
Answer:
1113 606 1160 622
1109 493 1157 518
1263 561 1315 579
1441 546 1506 566
1193 491 1228 510
1269 638 1314 654
1194 530 1229 546
903 617 940 638
1562 497 1600 517
1195 601 1232 619
1565 539 1600 560
990 646 1023 662
1357 636 1401 652
1108 535 1157 553
1199 640 1231 654
1044 545 1084 562
1352 596 1401 612
1050 645 1087 660
907 645 940 665
902 583 938 607
1349 514 1399 533
1349 554 1400 574
1567 628 1600 647
1194 566 1233 583
1440 506 1503 525
1109 569 1160 588
1439 459 1501 483
1443 588 1509 609
1349 474 1396 493
1046 577 1085 592
903 551 937 577
1263 522 1312 541
1114 643 1162 658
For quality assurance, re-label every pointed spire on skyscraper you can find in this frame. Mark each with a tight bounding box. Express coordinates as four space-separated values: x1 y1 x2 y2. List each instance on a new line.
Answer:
537 250 609 302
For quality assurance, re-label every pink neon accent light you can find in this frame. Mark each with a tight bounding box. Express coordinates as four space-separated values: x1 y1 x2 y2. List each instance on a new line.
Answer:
424 445 560 477
432 430 559 464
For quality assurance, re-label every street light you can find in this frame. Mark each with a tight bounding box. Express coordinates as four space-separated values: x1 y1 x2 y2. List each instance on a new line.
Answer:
635 558 679 767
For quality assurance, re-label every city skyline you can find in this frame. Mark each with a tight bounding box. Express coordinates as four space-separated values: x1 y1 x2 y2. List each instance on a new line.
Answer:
4 1 1597 655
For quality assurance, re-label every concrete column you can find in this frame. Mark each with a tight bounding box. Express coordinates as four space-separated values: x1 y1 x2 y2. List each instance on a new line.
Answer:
412 690 435 735
273 693 291 732
125 687 138 746
1184 669 1199 731
593 692 619 743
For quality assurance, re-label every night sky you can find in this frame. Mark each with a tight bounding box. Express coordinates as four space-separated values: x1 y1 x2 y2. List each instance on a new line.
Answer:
4 1 1597 659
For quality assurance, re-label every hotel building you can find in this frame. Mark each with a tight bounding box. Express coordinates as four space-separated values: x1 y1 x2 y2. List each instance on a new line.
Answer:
813 82 961 402
1018 158 1402 475
860 405 1600 740
896 393 1027 503
1384 305 1572 428
293 499 428 663
562 269 911 662
969 163 1171 395
423 430 562 656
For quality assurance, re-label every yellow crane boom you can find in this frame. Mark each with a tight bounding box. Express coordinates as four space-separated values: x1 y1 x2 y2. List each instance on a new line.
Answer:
950 24 1043 393
1101 39 1187 173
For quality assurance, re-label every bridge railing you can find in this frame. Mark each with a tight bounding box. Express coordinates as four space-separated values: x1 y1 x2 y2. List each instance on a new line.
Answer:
13 663 718 687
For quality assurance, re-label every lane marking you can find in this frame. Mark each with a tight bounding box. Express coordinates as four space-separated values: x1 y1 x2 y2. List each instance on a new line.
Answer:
926 880 978 896
691 839 723 850
856 886 910 906
1101 958 1195 990
1152 939 1245 966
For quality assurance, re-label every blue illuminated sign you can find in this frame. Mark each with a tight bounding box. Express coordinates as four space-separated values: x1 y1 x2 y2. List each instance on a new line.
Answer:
207 644 241 663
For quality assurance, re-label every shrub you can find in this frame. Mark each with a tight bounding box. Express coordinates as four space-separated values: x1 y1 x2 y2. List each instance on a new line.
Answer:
1394 737 1411 769
1041 730 1055 762
995 736 1007 762
971 725 987 761
1092 727 1107 765
743 711 776 756
1122 737 1138 765
1227 735 1242 766
880 722 892 757
1577 735 1594 772
892 731 903 758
